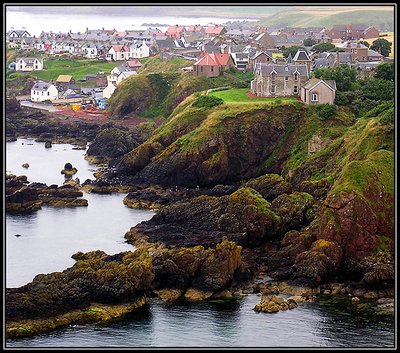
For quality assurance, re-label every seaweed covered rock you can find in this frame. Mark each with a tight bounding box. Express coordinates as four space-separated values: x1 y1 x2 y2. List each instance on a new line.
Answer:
86 127 139 159
6 186 42 212
243 174 291 201
253 294 298 313
61 163 78 178
6 248 154 322
126 187 281 248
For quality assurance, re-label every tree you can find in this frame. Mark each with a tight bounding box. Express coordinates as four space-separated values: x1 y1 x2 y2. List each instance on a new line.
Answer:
303 37 317 46
360 78 394 101
282 45 304 58
312 42 336 53
370 38 392 57
374 62 394 81
359 40 370 48
313 64 357 92
316 104 337 120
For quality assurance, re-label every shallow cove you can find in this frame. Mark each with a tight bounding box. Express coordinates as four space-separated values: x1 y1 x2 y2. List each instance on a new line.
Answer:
5 139 395 348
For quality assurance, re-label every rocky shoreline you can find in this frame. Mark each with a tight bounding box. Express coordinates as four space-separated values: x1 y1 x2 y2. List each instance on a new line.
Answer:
6 101 394 339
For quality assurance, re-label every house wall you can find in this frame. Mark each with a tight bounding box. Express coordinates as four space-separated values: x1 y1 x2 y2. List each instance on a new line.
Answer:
251 74 307 97
343 47 369 62
193 64 222 77
102 82 116 99
301 84 335 105
249 54 273 71
363 27 380 39
31 85 58 102
293 60 311 73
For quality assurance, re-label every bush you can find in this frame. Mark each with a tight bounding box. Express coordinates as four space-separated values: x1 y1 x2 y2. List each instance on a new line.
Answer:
192 95 224 109
316 104 336 120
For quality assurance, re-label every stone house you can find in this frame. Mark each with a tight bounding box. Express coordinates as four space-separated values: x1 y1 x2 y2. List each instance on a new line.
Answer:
250 63 309 97
324 24 380 40
249 51 274 71
193 52 235 78
253 32 276 50
336 41 369 62
300 78 336 105
31 81 59 102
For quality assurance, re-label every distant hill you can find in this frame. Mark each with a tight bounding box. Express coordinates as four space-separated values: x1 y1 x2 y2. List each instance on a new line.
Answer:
257 8 394 31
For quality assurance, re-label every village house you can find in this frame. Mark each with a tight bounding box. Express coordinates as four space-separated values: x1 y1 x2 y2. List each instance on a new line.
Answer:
129 40 150 58
336 41 369 62
249 51 274 71
230 52 250 71
166 25 186 38
300 78 336 104
102 82 117 99
192 52 235 77
107 45 129 61
15 57 44 71
253 31 276 51
116 70 137 85
7 28 31 43
31 81 59 102
250 63 309 97
125 59 143 71
324 24 380 41
205 25 227 37
313 51 352 69
56 75 75 91
82 43 98 58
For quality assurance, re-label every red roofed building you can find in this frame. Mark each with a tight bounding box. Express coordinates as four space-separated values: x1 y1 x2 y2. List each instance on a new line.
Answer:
187 25 204 33
193 52 235 77
205 25 227 36
125 59 143 71
107 45 129 61
166 25 185 38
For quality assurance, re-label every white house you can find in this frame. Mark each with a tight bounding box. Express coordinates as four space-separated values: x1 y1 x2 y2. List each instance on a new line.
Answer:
83 44 98 59
129 40 150 59
116 71 137 85
107 45 129 61
111 65 130 76
15 57 44 71
31 81 59 102
102 82 117 99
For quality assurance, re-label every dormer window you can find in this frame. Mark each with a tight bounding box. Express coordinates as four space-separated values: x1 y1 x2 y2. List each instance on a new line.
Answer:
271 72 276 81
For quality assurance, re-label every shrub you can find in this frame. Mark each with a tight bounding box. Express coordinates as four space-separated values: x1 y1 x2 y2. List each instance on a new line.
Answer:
192 95 224 109
316 104 336 120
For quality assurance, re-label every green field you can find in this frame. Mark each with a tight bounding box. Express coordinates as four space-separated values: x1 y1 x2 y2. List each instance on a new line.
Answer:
209 88 298 103
23 59 125 81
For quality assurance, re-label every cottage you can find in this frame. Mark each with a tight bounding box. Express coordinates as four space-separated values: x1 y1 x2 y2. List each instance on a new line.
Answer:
129 40 150 59
15 57 44 71
116 71 137 85
31 81 59 102
166 25 185 38
300 78 336 104
193 52 235 77
324 24 380 41
111 65 130 76
250 63 309 97
107 45 129 61
125 59 143 71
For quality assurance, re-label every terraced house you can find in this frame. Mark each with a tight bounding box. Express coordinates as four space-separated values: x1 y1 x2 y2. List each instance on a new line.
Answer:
250 63 309 97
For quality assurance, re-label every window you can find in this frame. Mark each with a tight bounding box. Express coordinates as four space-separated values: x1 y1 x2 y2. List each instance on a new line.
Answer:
294 86 298 94
48 91 50 96
311 93 318 101
285 76 288 81
201 66 203 72
211 66 214 72
271 85 276 93
294 73 298 81
271 73 276 81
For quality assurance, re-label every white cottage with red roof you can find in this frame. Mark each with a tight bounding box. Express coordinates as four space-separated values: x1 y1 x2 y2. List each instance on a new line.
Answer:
107 45 129 61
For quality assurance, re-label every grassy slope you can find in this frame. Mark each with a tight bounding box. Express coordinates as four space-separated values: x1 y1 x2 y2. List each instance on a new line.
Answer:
209 88 298 103
138 56 193 75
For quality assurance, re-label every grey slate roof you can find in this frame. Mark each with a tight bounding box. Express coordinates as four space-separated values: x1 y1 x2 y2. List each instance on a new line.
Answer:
32 81 54 91
256 63 308 77
293 49 311 61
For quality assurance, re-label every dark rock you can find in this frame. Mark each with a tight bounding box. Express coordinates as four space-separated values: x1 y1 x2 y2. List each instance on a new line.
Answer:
44 141 52 148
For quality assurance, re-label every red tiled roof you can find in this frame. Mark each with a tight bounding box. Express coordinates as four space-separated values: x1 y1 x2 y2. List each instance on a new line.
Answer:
126 59 142 68
112 45 128 52
205 25 225 35
113 31 127 37
194 52 231 66
187 25 203 32
166 26 185 37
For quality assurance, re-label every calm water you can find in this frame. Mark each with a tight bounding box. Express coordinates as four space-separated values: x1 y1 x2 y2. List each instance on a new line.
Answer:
5 139 395 348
